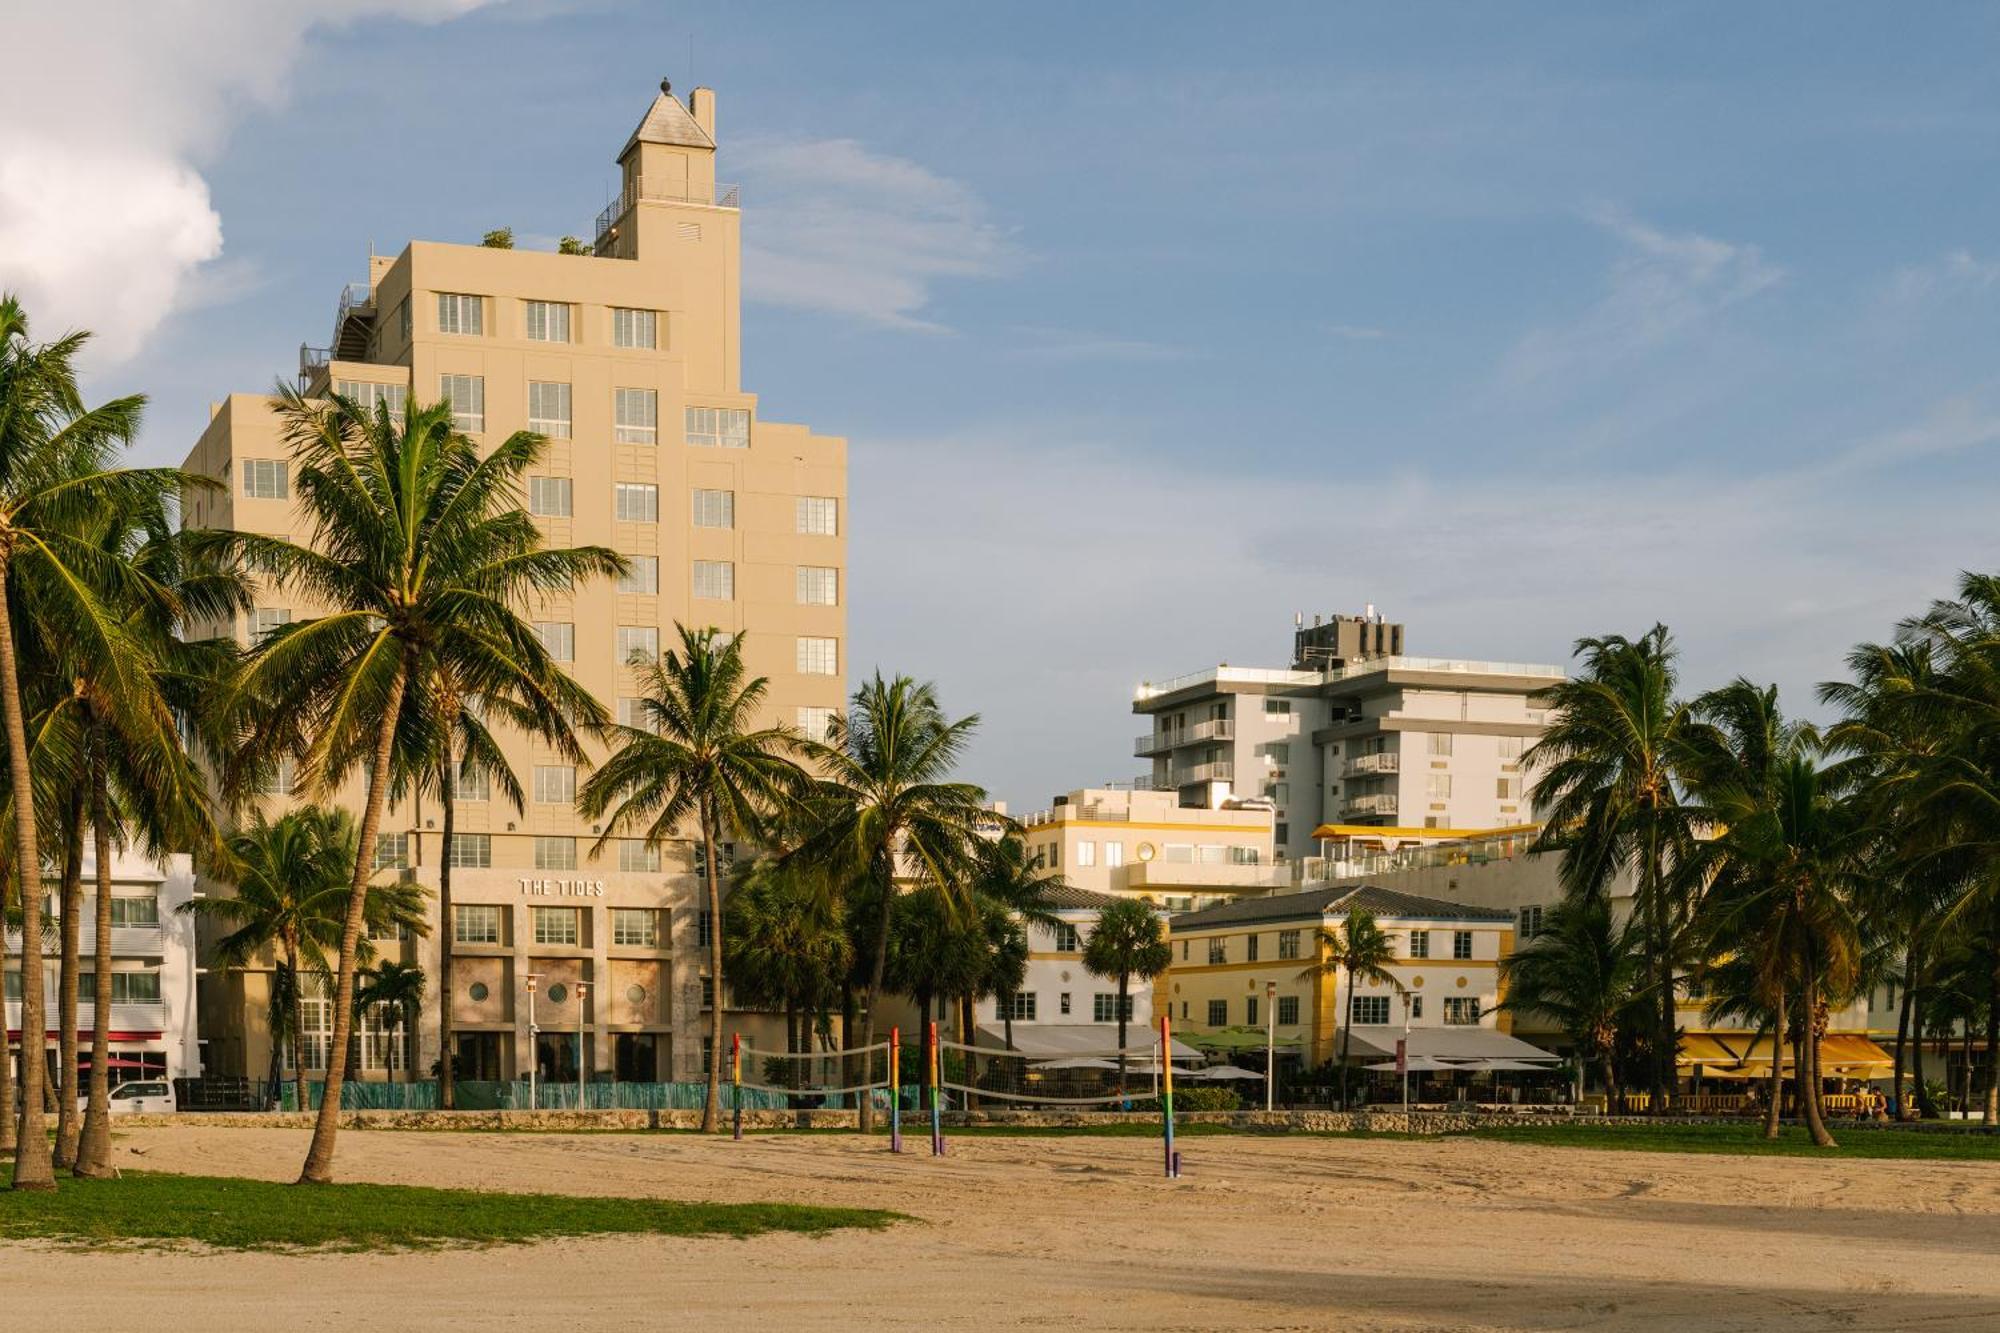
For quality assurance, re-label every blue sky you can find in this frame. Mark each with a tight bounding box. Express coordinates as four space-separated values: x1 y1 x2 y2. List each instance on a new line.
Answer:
4 1 1997 808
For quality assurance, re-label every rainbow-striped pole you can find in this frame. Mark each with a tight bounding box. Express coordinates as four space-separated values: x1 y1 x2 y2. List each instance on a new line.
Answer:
928 1020 944 1156
889 1026 903 1153
1161 1012 1178 1179
731 1032 743 1141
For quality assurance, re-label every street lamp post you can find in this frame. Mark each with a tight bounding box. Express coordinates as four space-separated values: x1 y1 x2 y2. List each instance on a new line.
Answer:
575 981 589 1111
525 972 542 1110
1401 991 1412 1118
1264 980 1278 1113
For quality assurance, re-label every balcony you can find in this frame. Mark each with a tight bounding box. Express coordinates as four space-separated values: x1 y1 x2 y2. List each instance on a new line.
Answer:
1135 666 1319 703
1345 752 1400 778
1341 793 1400 819
298 343 332 393
593 178 742 252
332 282 375 360
1169 760 1235 786
1134 718 1233 756
4 1001 167 1035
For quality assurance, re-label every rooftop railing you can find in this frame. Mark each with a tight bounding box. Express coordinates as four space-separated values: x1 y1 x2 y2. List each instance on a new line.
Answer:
593 178 742 250
1134 666 1320 702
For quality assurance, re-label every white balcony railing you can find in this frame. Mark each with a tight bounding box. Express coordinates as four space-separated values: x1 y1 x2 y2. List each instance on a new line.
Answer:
1345 752 1400 777
1135 718 1233 756
1169 760 1235 786
1342 793 1400 818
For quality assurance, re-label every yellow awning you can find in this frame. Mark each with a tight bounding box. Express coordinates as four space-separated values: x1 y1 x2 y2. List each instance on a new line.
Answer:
1819 1035 1894 1071
1678 1034 1742 1066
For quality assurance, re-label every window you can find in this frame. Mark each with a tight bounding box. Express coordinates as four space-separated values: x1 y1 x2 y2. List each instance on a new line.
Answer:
796 706 834 741
373 834 409 871
618 626 659 663
1443 996 1481 1026
534 765 575 804
533 621 574 661
1408 995 1424 1020
1059 992 1071 1016
693 843 735 880
533 906 579 946
450 763 489 801
1278 929 1301 960
1518 905 1545 938
243 459 288 499
1246 995 1259 1026
1229 846 1261 865
1427 732 1455 757
797 637 838 676
454 904 500 943
1207 937 1226 965
618 556 659 595
613 908 661 947
252 607 292 644
528 476 572 517
617 697 652 731
1427 773 1453 800
1452 930 1475 960
1350 994 1391 1025
692 560 734 600
107 895 160 928
1262 743 1291 764
437 292 483 335
999 992 1036 1022
336 380 407 418
1409 929 1430 959
523 300 570 342
1264 699 1292 716
1164 843 1194 864
527 381 571 436
534 836 577 870
697 910 713 948
612 307 657 348
796 496 838 535
1206 999 1228 1026
618 840 662 873
1074 841 1096 868
796 566 839 606
257 758 296 797
685 405 750 448
691 489 734 528
615 483 659 522
440 373 485 432
1277 995 1300 1025
1276 822 1289 845
1496 776 1521 800
1104 841 1124 868
80 971 162 1004
1093 993 1133 1022
1246 933 1260 962
612 388 658 444
1054 922 1080 953
449 834 491 869
1498 735 1525 761
397 299 412 342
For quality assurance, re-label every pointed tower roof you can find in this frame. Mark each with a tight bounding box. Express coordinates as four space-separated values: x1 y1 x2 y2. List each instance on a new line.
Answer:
620 81 715 160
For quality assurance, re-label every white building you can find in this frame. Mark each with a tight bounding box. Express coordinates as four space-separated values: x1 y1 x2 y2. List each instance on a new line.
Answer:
4 847 201 1089
981 885 1163 1052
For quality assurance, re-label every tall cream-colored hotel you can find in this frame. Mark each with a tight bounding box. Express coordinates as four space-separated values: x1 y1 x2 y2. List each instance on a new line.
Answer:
182 83 845 1086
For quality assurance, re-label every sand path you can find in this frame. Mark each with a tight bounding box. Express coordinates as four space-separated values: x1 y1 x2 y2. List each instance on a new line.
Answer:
16 1125 2000 1330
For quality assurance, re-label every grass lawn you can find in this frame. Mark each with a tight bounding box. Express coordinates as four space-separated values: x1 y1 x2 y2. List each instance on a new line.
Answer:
0 1166 901 1251
1456 1121 2000 1161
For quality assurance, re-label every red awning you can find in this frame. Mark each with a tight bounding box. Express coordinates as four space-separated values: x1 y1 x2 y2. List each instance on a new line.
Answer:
7 1031 162 1043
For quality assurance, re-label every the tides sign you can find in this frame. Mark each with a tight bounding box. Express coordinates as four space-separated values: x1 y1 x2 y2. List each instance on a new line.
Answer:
517 878 607 897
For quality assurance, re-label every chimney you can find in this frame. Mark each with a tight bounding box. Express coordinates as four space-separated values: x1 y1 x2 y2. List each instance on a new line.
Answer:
690 86 716 138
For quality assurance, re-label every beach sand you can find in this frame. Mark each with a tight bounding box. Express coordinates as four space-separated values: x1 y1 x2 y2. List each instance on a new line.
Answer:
18 1124 2000 1330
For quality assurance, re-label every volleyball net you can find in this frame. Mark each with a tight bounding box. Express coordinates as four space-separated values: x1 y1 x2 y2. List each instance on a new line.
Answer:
734 1039 892 1105
934 1036 1182 1106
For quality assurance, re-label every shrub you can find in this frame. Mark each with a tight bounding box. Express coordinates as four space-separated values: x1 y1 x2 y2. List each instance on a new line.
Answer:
1134 1085 1242 1112
558 235 593 256
481 228 515 249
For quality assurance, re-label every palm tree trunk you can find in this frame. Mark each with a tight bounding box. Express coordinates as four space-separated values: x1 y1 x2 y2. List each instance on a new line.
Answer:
1910 1011 1930 1118
1893 948 1916 1121
0 551 59 1192
298 657 409 1184
699 798 724 1134
1984 951 2000 1127
286 937 308 1114
1115 971 1132 1099
1762 1000 1784 1141
74 761 120 1178
0 860 14 1157
52 788 85 1168
437 756 457 1110
958 991 976 1110
1799 981 1835 1148
1645 827 1671 1114
859 873 893 1134
1600 1050 1618 1113
1339 965 1355 1112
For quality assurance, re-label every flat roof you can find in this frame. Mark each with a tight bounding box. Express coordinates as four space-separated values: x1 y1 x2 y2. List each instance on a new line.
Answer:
1170 884 1515 930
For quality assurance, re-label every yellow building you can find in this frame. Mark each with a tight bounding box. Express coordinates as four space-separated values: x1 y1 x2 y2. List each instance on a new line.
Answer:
1166 886 1551 1069
1018 786 1284 911
183 81 844 1088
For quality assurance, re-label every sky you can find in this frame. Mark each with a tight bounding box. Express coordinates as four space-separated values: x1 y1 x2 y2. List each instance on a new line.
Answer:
3 1 1997 810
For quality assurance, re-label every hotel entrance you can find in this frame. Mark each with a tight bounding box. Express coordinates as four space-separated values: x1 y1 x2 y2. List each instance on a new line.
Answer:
614 1033 660 1081
455 1032 503 1081
536 1031 585 1083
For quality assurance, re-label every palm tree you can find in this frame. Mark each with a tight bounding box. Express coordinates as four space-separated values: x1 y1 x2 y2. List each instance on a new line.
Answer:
1525 625 1699 1111
964 837 1061 1058
578 625 810 1131
724 858 851 1059
1497 895 1647 1108
1298 906 1402 1109
181 808 423 1109
354 960 427 1082
1081 898 1171 1094
797 674 993 1132
234 390 620 1181
0 295 178 1191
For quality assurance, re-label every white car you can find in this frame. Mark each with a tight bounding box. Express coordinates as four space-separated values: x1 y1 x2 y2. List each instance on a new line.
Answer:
80 1080 177 1114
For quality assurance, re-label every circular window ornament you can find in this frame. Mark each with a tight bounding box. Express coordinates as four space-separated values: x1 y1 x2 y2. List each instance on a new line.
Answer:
468 982 489 1002
1455 976 1468 989
1136 842 1156 862
627 984 647 1004
546 982 569 1005
1410 975 1425 989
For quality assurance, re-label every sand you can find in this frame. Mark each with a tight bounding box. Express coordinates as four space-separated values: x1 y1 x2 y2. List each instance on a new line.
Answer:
15 1125 2000 1330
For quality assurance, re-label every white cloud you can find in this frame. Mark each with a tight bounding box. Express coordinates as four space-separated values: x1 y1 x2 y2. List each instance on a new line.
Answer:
1326 324 1390 341
736 136 1015 332
1498 208 1783 391
1885 248 2000 306
1829 393 2000 472
0 1 488 363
